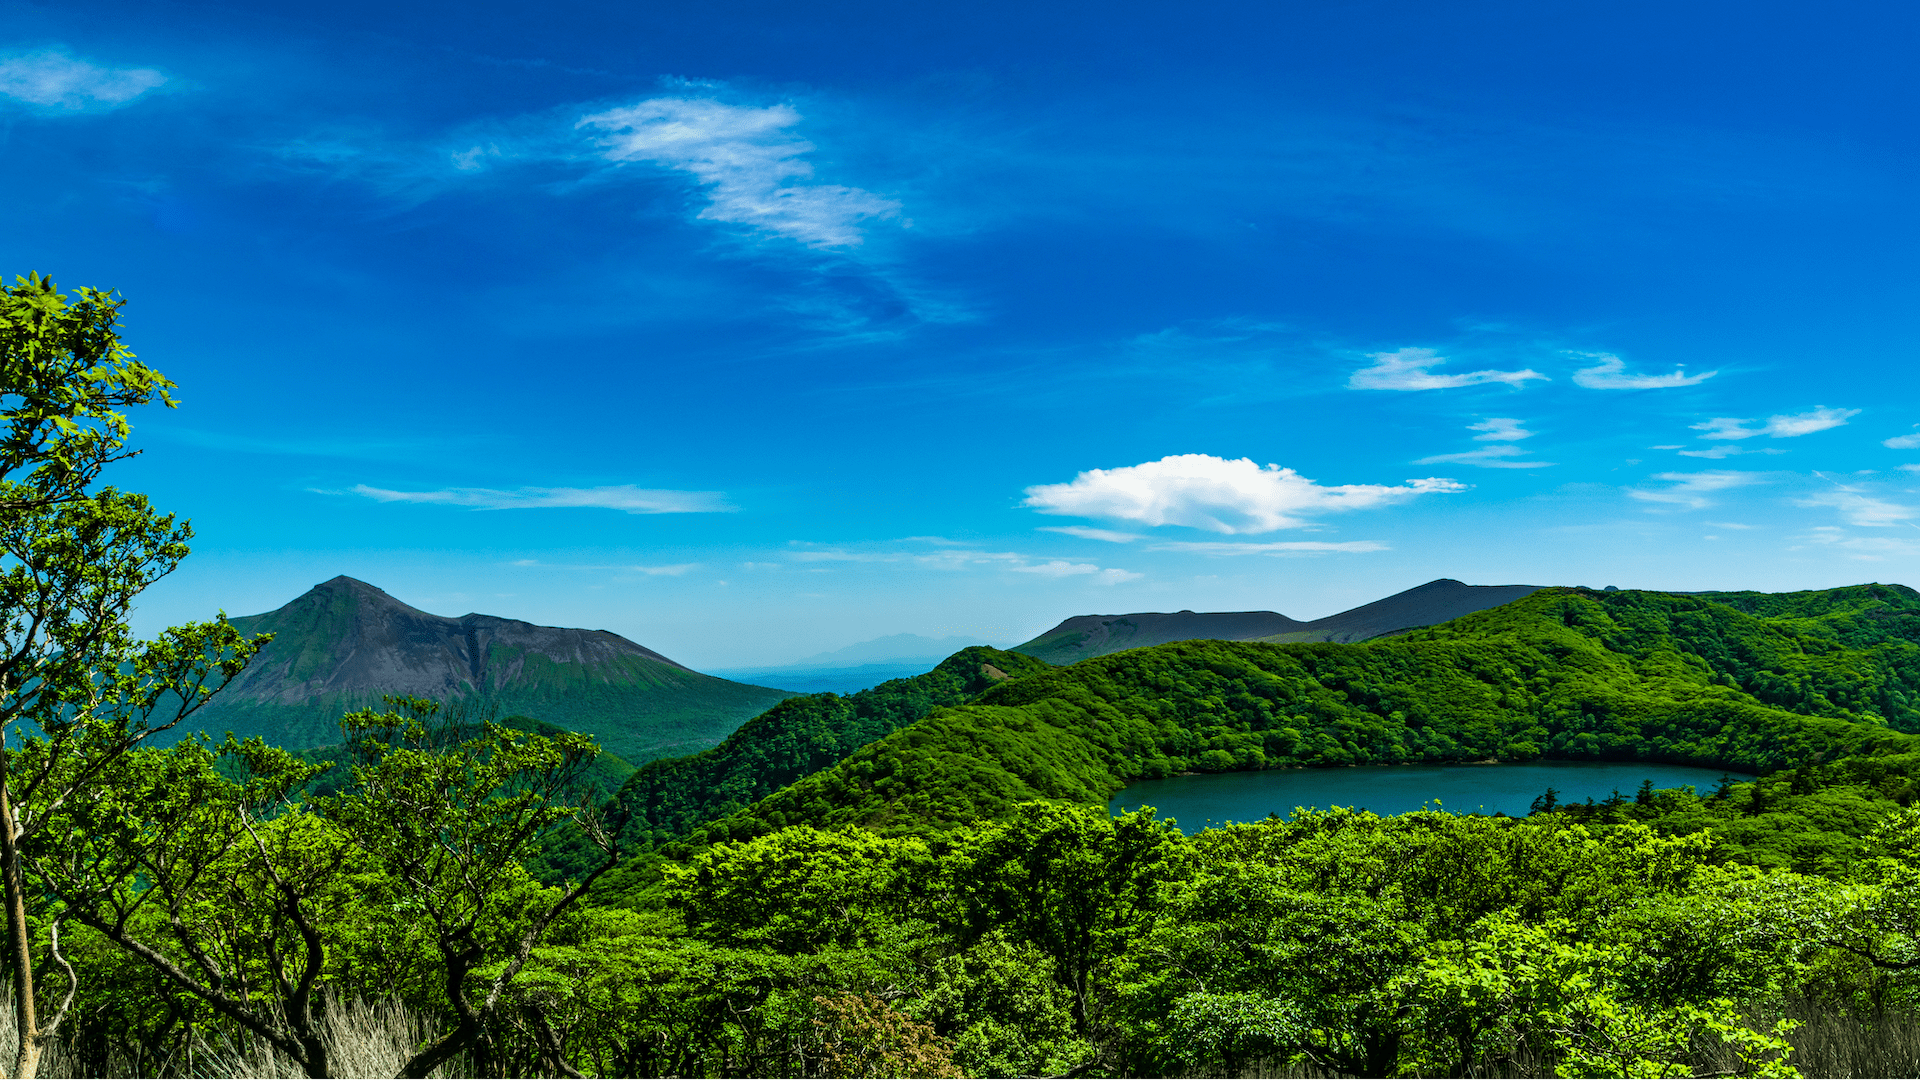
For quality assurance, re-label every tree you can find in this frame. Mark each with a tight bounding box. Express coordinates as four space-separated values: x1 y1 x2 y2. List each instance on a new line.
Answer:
0 274 262 1078
324 698 622 1078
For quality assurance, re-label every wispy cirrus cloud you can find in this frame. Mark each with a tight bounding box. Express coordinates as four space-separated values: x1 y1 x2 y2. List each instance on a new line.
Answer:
0 48 166 111
1693 407 1859 441
1627 471 1768 509
1416 418 1553 469
509 558 700 575
1798 474 1918 527
1348 347 1547 391
1570 352 1715 389
786 540 1140 583
1794 527 1919 560
1147 540 1389 556
1884 427 1920 449
1416 445 1554 469
1038 525 1143 543
1676 445 1785 459
348 484 735 514
1012 561 1143 583
1469 417 1533 442
1023 454 1464 534
576 97 901 249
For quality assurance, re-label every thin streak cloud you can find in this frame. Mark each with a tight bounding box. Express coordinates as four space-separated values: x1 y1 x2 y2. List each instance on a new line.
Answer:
1694 407 1859 441
0 48 166 110
349 484 736 514
1570 353 1715 389
1348 347 1547 391
1148 540 1389 556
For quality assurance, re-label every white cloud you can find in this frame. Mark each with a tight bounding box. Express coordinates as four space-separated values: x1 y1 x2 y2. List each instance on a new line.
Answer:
512 558 700 575
1348 347 1547 391
1677 445 1786 459
1148 540 1389 556
0 49 165 110
1469 417 1533 442
577 97 900 248
1415 445 1554 470
1627 471 1768 509
1012 560 1101 577
1022 454 1465 534
1011 561 1142 583
785 540 1139 581
349 483 734 514
1570 353 1715 390
1796 528 1918 560
1703 521 1758 530
1797 490 1918 527
1038 525 1142 543
1694 407 1860 441
1884 431 1920 449
1416 419 1553 469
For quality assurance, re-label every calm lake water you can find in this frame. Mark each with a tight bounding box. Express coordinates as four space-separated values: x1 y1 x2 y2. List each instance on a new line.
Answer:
1109 760 1754 831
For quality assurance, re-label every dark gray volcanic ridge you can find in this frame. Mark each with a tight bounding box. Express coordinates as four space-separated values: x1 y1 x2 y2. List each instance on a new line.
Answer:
218 575 694 705
192 575 793 761
1013 578 1542 664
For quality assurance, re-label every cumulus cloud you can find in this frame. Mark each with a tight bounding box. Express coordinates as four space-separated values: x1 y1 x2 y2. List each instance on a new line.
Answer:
1627 471 1768 509
1570 353 1715 390
0 48 165 110
349 484 735 514
1022 454 1465 534
577 97 901 248
1694 407 1860 441
1884 430 1920 449
1148 540 1389 556
1348 348 1547 391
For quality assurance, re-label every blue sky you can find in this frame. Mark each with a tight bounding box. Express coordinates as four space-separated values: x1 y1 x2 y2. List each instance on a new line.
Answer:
9 0 1920 667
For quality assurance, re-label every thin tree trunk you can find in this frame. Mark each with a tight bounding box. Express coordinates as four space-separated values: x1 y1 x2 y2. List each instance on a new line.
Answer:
0 777 42 1080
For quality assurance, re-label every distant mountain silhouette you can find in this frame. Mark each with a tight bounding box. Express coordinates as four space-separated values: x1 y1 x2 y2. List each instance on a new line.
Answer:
1013 578 1542 664
191 576 793 762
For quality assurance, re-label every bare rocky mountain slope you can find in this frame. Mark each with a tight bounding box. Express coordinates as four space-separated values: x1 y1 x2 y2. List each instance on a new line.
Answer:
188 576 793 763
1012 578 1542 665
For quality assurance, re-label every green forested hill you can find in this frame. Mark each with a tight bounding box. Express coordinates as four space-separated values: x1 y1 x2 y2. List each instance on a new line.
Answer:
611 646 1049 848
671 585 1920 850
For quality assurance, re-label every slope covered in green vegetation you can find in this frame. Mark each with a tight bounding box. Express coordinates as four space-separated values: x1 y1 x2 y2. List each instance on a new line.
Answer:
611 646 1049 849
679 585 1920 852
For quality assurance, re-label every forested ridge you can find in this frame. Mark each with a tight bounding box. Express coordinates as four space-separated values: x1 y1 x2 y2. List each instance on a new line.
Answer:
651 585 1920 856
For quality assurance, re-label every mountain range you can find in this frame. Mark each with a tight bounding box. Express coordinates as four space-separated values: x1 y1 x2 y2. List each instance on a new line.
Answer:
189 576 794 763
184 575 1545 765
1010 578 1542 665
